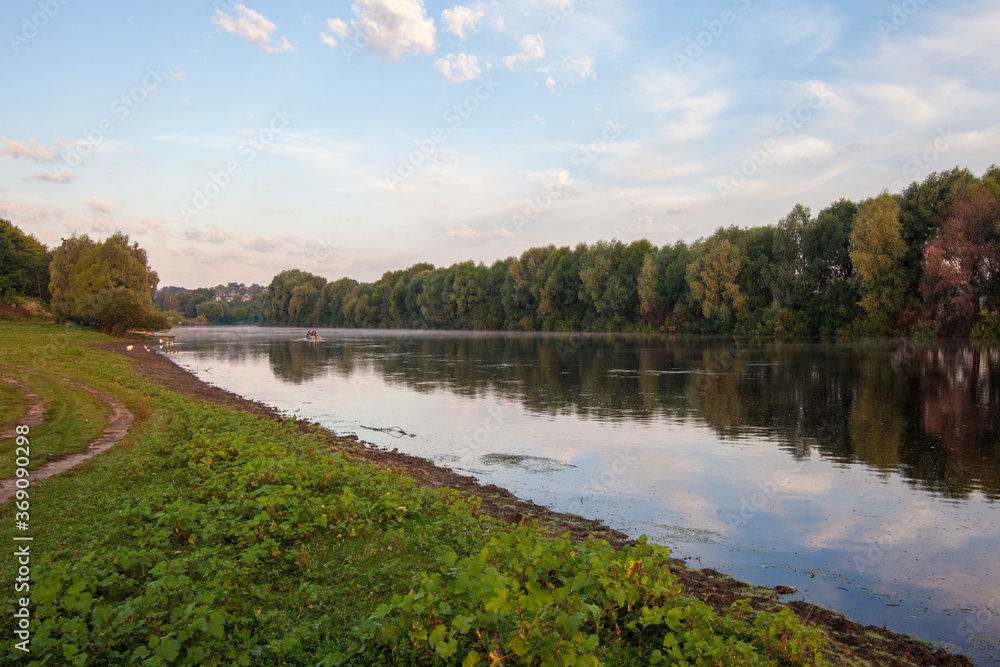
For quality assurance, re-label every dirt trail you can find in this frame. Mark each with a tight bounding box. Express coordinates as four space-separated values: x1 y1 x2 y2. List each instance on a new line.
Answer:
0 373 133 504
0 376 46 438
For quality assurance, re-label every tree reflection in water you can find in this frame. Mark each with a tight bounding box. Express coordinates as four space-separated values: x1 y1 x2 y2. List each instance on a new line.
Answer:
191 333 999 500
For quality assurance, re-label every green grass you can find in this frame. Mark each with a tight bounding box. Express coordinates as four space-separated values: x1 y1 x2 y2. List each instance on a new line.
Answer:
0 370 110 476
0 324 825 666
0 378 29 426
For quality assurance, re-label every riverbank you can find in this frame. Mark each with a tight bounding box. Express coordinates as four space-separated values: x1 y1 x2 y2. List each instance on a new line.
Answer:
104 337 974 666
0 324 975 665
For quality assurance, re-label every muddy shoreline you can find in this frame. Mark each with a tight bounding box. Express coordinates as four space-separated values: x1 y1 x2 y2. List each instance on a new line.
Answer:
100 340 975 666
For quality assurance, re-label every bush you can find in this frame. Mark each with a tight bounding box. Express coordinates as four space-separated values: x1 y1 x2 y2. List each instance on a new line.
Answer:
971 311 1000 339
909 321 939 340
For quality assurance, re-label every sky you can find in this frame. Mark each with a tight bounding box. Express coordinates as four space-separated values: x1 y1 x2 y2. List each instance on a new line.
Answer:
1 0 999 288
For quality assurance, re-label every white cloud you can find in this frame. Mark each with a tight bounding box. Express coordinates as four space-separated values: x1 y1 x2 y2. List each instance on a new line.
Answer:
434 53 481 82
446 223 476 238
241 235 285 252
185 226 232 244
503 34 544 70
545 76 556 93
0 199 61 224
441 4 484 39
545 0 576 9
328 18 349 36
566 55 596 82
768 136 838 165
331 0 437 61
446 223 515 239
168 70 186 82
213 4 295 53
24 171 76 183
320 17 349 47
84 197 116 213
265 37 295 54
0 138 59 163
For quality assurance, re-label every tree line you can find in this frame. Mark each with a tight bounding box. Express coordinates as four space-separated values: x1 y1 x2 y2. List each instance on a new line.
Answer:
0 223 166 332
259 165 1000 337
2 163 998 336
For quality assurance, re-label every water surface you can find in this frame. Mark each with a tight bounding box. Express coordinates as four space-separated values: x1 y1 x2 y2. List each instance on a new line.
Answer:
166 327 1000 664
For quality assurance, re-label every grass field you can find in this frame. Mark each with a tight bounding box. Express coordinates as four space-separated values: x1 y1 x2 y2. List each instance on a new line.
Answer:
0 379 29 426
0 323 830 666
0 370 110 477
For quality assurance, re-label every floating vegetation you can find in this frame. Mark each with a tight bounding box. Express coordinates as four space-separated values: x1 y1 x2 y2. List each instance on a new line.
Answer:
480 453 577 473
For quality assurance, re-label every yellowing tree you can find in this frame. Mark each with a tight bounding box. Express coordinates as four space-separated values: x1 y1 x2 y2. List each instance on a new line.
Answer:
687 239 747 320
850 191 906 324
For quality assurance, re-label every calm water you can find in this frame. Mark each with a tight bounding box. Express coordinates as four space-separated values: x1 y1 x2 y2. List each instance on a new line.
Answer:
165 327 1000 664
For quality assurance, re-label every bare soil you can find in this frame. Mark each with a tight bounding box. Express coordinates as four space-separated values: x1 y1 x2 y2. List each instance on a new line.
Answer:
100 340 976 666
0 374 133 504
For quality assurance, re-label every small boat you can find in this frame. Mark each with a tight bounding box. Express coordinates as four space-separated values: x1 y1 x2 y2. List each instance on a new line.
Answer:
305 330 321 340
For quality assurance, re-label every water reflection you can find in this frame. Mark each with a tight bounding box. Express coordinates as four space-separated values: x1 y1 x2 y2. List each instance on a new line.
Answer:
190 332 1000 500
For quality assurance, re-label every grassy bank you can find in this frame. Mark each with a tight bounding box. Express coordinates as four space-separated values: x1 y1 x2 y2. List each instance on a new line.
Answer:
0 369 110 477
1 324 830 665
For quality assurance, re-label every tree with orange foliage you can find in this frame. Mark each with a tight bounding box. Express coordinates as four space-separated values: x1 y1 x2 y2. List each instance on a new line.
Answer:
920 186 1000 335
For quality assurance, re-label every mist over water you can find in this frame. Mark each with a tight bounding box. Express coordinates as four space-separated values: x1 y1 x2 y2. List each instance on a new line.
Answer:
168 327 1000 664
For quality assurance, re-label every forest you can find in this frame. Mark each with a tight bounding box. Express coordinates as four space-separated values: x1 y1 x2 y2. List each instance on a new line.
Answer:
3 164 999 337
255 166 1000 337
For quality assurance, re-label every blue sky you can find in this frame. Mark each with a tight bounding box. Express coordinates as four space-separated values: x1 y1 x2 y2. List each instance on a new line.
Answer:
2 0 998 287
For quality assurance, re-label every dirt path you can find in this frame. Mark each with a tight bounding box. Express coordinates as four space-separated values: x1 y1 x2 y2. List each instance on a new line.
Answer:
97 339 974 666
0 376 46 438
0 373 133 504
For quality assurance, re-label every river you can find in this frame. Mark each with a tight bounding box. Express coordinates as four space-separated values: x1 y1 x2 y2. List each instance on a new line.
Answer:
163 327 1000 664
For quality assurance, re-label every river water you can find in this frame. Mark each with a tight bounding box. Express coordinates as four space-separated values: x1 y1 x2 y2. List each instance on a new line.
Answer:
164 327 999 664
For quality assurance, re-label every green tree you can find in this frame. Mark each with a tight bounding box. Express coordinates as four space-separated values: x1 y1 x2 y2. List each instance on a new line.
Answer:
770 204 811 308
49 232 166 332
800 199 860 334
850 191 907 328
263 269 327 325
637 251 664 322
0 219 52 303
195 299 229 323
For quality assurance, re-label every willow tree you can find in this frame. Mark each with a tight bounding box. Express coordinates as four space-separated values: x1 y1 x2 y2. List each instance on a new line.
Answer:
850 191 906 328
49 232 166 332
